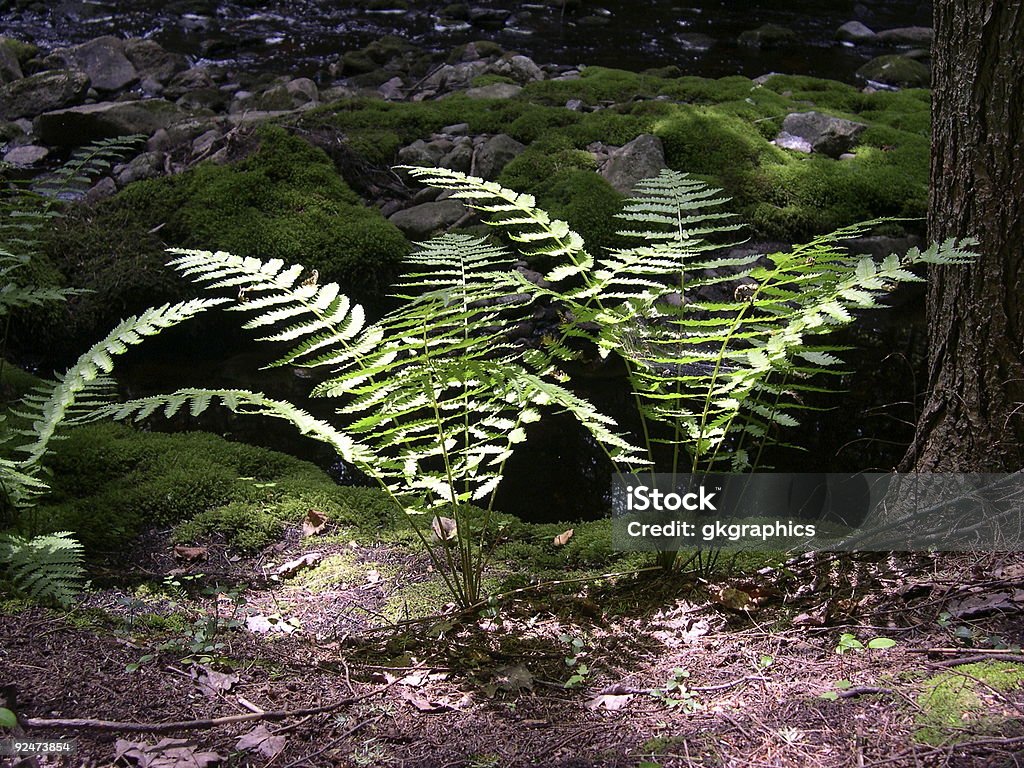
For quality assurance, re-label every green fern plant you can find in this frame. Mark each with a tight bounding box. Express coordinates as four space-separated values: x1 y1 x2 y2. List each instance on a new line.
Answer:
0 530 84 606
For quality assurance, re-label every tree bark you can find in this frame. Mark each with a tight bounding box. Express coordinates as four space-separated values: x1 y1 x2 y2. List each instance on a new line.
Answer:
905 0 1024 471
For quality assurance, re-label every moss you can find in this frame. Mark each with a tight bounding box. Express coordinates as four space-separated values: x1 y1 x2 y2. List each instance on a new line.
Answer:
288 552 378 592
653 106 779 179
471 73 515 88
32 421 396 553
915 662 1024 745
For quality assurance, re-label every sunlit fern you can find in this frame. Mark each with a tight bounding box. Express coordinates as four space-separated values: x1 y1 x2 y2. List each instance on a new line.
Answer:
0 530 84 606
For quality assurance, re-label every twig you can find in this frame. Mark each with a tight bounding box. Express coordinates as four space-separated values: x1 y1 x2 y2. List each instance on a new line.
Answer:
929 653 1024 668
23 679 399 733
837 686 893 699
907 647 1024 655
278 714 384 768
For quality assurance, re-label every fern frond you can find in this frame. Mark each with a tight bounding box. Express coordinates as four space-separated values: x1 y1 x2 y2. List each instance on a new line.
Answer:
0 531 84 606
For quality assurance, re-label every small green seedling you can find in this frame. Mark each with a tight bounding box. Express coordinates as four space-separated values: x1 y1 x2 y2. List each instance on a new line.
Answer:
654 668 701 712
835 633 896 654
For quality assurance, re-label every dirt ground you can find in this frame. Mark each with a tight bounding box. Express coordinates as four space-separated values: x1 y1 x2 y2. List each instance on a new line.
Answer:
2 535 1023 768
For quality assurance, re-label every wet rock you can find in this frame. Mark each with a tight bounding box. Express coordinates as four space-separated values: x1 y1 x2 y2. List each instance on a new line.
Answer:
397 138 448 167
469 7 511 28
0 40 24 83
115 150 164 185
836 21 877 44
0 69 90 120
778 111 867 158
489 54 544 84
388 199 468 238
35 99 187 145
856 55 929 88
877 26 933 47
55 36 138 92
600 133 666 194
671 33 715 52
473 133 525 179
738 23 798 48
2 144 48 167
124 39 188 84
464 82 522 99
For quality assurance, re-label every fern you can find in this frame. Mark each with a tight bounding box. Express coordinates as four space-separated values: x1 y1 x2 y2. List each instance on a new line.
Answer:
0 531 84 606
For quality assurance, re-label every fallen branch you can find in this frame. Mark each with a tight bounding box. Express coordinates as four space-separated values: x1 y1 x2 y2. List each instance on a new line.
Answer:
908 647 1024 655
836 686 893 699
22 678 399 733
929 653 1024 668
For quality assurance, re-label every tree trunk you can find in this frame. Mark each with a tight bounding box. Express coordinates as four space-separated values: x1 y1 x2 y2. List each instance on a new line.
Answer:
904 0 1024 471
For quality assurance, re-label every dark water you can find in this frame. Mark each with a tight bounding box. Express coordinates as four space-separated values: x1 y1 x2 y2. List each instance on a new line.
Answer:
5 0 931 82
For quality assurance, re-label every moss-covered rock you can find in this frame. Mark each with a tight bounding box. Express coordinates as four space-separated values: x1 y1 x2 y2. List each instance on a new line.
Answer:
915 662 1024 745
857 55 930 89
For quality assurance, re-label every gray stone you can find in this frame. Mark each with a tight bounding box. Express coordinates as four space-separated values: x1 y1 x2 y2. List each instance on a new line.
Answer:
856 55 930 88
473 133 525 180
0 70 91 120
600 133 666 194
378 76 405 100
0 41 23 84
773 131 813 153
565 99 584 111
124 39 188 83
176 87 229 111
779 111 867 158
397 138 448 167
165 67 215 99
877 26 933 47
2 144 49 167
388 200 468 238
191 128 221 157
34 99 187 145
57 36 138 92
115 150 164 185
464 83 522 99
85 175 117 204
836 21 877 43
440 141 473 173
285 77 318 105
738 23 798 48
442 122 470 135
423 61 489 92
489 54 544 84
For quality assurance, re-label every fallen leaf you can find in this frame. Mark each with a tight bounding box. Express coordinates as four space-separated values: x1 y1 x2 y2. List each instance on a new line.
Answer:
587 693 634 711
191 666 238 698
553 528 574 546
114 738 223 767
301 509 328 537
995 563 1024 580
245 614 300 635
274 552 323 577
400 688 452 713
792 610 827 627
366 569 381 584
236 725 286 760
714 586 753 612
431 516 458 541
947 590 1021 618
493 663 533 693
173 545 207 561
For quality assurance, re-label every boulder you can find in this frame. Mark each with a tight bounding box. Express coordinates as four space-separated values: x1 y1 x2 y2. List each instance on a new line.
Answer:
34 99 187 145
440 140 473 173
856 55 930 88
2 144 49 167
423 61 489 92
836 21 877 44
489 54 544 84
473 133 525 179
0 40 23 83
56 36 138 92
738 23 798 48
464 82 522 99
115 150 165 185
397 138 449 167
877 26 933 47
378 76 405 100
388 200 468 238
164 67 215 99
0 70 90 120
600 133 667 194
124 39 188 83
778 112 867 158
773 132 813 153
285 77 319 105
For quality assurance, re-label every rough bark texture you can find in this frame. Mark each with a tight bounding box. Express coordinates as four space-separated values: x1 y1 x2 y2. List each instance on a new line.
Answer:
905 0 1024 471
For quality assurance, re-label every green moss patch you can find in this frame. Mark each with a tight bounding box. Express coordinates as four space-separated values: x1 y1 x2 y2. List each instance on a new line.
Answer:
915 662 1024 745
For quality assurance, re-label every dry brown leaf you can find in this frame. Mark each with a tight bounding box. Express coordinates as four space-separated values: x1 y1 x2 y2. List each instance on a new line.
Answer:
587 693 634 711
172 545 207 561
301 509 328 537
431 516 458 541
553 528 574 547
236 725 286 760
400 688 453 713
947 590 1021 618
114 738 223 768
714 586 753 612
274 552 322 577
191 665 238 698
493 663 533 693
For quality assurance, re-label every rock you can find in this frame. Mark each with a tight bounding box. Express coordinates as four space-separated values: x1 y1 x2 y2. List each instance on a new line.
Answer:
378 76 404 100
124 39 188 83
165 67 215 99
442 122 470 135
565 98 584 111
423 61 489 92
773 132 812 153
856 55 930 88
285 77 318 105
473 133 525 180
671 33 715 52
115 150 164 185
440 140 473 173
600 133 666 194
778 111 867 158
176 87 228 111
738 23 798 48
2 144 49 167
449 40 505 63
388 200 468 238
877 26 933 47
0 40 23 83
0 70 91 120
85 175 117 204
397 138 448 167
469 7 511 28
56 36 138 92
34 99 187 146
489 54 544 84
464 82 522 99
836 21 877 44
190 128 221 157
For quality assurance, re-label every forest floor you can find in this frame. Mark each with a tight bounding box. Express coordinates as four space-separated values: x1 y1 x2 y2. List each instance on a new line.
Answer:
2 533 1023 768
